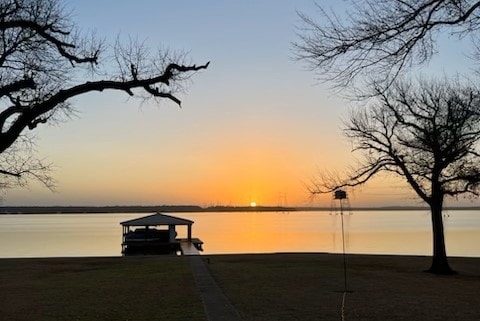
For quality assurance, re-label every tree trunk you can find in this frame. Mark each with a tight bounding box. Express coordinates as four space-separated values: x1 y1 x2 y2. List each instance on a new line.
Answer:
426 198 455 274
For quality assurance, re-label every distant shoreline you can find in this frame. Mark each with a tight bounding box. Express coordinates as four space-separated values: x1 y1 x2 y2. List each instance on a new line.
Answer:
0 205 479 214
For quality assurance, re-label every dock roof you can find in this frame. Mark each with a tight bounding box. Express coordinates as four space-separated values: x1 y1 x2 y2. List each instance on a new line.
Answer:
120 213 193 227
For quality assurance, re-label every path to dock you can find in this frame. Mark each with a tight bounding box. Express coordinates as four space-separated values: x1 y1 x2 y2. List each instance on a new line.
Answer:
179 239 201 255
188 256 242 321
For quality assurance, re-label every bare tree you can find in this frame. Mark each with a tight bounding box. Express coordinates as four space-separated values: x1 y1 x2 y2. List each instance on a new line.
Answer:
0 0 209 189
295 0 480 88
309 78 480 274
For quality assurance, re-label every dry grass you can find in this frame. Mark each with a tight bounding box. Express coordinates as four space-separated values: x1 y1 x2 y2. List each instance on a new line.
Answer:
205 253 480 321
0 256 206 321
1 253 479 321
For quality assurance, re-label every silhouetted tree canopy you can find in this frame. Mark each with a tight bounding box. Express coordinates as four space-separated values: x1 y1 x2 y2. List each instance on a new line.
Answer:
0 0 208 189
295 0 480 88
309 78 480 274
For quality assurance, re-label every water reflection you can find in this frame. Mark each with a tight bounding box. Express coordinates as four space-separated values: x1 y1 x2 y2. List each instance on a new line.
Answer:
0 211 479 258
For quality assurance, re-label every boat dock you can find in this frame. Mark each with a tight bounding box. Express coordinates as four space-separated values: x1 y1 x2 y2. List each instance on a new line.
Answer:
120 213 203 256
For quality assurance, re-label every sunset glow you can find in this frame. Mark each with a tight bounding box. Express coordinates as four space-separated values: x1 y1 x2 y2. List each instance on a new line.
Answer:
2 1 471 208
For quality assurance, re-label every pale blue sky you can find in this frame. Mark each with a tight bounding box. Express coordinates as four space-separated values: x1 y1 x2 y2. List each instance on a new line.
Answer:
3 1 477 207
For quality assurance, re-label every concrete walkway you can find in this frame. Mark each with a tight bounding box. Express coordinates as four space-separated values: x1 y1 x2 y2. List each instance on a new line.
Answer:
188 256 242 321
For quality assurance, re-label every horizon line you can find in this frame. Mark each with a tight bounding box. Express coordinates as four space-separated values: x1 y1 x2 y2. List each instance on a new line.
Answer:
0 204 479 214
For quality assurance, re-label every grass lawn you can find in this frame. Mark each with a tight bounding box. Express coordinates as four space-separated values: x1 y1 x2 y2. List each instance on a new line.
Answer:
205 253 480 321
0 256 206 321
1 253 479 321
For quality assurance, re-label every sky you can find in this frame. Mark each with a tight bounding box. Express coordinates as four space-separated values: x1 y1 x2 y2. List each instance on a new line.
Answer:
3 1 478 207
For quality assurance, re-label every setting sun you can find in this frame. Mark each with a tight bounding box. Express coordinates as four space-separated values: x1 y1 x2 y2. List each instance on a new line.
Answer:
250 201 257 207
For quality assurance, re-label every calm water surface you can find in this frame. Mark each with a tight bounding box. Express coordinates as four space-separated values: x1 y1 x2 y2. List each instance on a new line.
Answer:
0 210 479 258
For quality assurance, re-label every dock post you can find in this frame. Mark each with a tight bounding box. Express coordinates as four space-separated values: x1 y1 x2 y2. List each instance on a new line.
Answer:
168 225 176 242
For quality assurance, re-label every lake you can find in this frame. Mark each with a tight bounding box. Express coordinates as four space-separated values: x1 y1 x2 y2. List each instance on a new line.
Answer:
0 210 479 258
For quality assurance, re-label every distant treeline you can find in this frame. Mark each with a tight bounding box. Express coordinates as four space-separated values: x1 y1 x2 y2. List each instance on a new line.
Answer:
0 205 297 214
0 205 202 214
0 205 478 214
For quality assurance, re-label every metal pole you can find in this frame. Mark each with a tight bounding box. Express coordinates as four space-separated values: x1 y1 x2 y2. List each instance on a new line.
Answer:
340 199 348 293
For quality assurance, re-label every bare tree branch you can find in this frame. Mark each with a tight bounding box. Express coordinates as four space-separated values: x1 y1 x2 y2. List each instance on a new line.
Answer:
294 0 480 89
0 0 209 191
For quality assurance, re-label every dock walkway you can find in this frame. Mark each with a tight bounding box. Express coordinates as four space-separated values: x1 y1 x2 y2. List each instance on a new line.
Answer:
189 256 241 321
179 239 201 256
